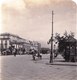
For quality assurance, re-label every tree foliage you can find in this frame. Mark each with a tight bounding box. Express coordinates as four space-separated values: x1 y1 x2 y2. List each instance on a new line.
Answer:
48 31 75 53
55 31 75 53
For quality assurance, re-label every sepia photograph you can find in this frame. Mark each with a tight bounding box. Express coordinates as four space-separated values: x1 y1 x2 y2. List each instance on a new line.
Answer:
0 0 77 80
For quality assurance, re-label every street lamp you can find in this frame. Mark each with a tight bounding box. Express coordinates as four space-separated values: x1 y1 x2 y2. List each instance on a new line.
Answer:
49 11 54 63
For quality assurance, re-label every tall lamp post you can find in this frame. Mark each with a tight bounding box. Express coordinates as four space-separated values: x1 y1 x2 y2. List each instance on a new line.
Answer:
50 11 54 63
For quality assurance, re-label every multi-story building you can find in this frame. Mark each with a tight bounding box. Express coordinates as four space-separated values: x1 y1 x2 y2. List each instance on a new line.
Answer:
0 33 41 55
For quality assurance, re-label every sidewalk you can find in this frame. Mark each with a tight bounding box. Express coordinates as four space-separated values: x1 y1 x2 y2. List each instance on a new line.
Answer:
47 55 77 66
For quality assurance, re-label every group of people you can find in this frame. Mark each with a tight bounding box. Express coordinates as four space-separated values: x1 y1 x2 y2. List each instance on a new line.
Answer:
2 46 25 56
9 46 17 57
2 45 42 60
12 47 42 59
30 49 42 60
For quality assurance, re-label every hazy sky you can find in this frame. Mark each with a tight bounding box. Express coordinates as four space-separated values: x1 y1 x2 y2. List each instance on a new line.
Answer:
0 0 77 47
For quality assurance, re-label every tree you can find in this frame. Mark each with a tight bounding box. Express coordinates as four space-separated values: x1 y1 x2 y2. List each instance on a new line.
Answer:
48 31 75 53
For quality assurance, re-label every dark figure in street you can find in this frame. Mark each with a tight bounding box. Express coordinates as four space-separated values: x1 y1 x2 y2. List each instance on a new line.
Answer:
9 46 13 55
13 48 17 57
31 49 36 60
37 52 42 59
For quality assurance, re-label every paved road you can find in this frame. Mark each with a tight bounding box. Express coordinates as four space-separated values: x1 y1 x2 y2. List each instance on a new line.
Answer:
0 54 77 80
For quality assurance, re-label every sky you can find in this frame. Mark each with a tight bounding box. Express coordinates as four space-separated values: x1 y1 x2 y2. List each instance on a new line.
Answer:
0 0 77 47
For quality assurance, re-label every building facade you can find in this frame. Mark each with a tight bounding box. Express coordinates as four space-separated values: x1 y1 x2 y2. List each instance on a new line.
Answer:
0 33 41 55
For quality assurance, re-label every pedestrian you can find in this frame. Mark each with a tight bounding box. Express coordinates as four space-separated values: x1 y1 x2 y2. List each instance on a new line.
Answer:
37 51 42 59
13 48 17 57
31 49 36 60
9 46 12 55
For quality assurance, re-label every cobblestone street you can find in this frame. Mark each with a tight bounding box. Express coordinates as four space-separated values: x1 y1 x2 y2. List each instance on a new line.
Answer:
0 54 77 80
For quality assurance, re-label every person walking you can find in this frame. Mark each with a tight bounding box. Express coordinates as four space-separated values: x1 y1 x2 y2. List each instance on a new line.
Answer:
13 47 17 57
31 49 36 60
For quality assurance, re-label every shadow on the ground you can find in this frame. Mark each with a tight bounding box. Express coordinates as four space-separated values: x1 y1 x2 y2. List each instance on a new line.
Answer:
46 62 77 66
30 56 77 66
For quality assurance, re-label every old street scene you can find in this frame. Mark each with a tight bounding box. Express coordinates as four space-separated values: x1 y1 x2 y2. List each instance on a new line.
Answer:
0 0 77 80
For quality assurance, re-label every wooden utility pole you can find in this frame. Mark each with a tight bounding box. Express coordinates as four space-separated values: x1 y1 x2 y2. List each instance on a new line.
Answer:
50 11 54 63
